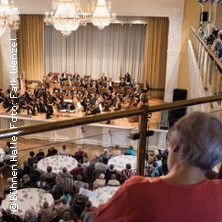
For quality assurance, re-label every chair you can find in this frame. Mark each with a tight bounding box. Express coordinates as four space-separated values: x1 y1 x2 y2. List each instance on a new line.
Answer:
69 104 75 113
46 177 56 188
60 104 68 116
73 204 84 221
74 155 83 163
29 174 38 187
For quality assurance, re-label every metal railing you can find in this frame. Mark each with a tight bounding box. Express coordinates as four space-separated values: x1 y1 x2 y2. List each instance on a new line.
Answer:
1 94 222 176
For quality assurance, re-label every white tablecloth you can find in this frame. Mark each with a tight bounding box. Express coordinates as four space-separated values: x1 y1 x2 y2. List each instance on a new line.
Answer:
1 188 54 218
108 155 137 171
89 186 119 208
37 155 78 174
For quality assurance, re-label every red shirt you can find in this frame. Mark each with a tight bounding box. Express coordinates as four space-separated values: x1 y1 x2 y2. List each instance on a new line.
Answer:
94 176 222 222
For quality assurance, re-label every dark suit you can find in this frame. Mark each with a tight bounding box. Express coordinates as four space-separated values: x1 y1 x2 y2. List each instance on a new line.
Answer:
125 73 131 83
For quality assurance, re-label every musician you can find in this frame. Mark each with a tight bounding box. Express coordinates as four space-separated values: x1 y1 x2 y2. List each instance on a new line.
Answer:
73 72 80 81
142 81 149 93
17 97 34 115
38 98 48 113
119 79 126 88
60 71 68 86
89 93 97 106
125 72 131 83
46 104 54 119
106 78 114 91
129 79 136 89
4 94 13 112
100 73 107 82
80 79 87 88
0 89 4 103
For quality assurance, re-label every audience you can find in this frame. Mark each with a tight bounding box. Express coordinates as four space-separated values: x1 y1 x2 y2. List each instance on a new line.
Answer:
5 111 221 222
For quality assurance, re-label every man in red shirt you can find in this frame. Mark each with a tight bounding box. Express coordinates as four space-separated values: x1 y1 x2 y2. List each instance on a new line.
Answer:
94 111 222 222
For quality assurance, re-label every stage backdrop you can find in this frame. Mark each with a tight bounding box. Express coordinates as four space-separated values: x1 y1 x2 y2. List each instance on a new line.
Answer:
44 23 146 82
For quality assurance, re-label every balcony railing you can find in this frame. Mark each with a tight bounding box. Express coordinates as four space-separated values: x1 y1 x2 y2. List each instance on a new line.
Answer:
190 27 222 96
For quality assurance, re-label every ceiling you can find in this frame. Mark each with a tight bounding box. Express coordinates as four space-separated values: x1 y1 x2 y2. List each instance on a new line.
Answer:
13 0 184 16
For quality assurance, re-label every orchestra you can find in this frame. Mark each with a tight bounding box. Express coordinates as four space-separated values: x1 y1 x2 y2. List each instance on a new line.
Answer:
0 71 149 120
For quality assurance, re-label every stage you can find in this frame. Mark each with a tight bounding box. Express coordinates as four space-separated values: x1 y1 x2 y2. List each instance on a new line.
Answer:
0 98 168 150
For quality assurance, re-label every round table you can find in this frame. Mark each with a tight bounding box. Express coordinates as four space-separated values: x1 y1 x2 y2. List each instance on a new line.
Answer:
1 188 54 219
37 155 78 174
89 186 119 208
108 155 137 171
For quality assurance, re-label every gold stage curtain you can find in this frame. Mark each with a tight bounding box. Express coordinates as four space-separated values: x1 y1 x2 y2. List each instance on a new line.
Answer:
18 15 44 81
143 17 169 98
0 42 2 89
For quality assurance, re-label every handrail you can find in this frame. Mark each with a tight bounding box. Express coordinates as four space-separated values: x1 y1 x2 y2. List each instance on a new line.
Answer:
0 94 222 140
191 27 222 71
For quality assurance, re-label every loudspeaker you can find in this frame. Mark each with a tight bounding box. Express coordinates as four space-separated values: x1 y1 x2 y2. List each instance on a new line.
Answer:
200 11 208 22
173 89 187 102
169 89 188 127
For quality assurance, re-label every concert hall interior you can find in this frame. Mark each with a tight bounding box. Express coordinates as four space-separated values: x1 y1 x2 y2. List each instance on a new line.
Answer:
0 0 222 221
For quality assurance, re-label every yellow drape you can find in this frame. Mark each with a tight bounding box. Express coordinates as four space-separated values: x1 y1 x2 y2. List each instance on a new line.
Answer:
18 15 44 81
0 40 3 89
143 17 169 98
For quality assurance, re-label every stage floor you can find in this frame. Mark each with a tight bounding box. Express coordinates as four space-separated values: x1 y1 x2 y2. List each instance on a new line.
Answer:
0 98 164 129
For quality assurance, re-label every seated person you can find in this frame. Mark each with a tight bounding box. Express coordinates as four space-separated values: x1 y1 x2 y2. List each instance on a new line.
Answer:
38 201 54 222
121 163 135 183
124 145 135 156
46 145 58 157
107 174 121 186
54 198 70 217
24 207 38 222
19 174 32 189
100 149 110 164
27 151 38 166
111 145 121 157
59 144 70 156
50 176 64 200
93 173 106 190
70 163 84 179
73 174 85 193
35 149 45 161
74 146 84 156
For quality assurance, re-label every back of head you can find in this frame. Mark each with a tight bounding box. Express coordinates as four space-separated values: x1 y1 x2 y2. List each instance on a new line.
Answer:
77 174 82 181
126 163 131 170
111 174 116 180
99 173 105 179
47 166 52 173
43 201 49 208
63 167 67 173
169 111 222 170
